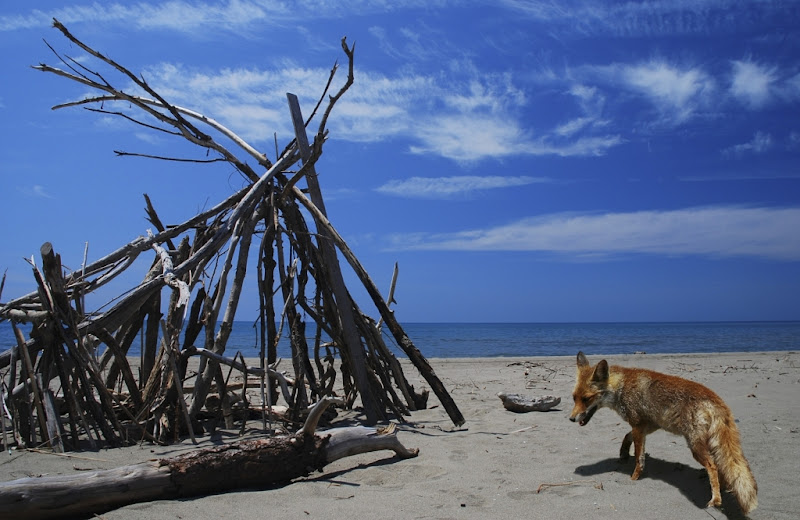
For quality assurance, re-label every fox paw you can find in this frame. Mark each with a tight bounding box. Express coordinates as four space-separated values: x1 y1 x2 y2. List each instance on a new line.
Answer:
705 497 722 509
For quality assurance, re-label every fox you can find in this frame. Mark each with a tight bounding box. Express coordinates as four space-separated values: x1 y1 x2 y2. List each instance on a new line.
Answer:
569 351 757 514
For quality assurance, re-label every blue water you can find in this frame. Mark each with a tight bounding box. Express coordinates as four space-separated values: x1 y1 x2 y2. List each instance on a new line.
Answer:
2 321 798 359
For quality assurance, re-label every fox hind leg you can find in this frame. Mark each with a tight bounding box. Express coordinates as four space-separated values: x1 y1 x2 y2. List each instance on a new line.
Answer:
620 431 633 460
630 428 647 480
689 440 722 508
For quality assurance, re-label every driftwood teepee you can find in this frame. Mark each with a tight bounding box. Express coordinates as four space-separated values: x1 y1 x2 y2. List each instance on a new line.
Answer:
0 19 463 453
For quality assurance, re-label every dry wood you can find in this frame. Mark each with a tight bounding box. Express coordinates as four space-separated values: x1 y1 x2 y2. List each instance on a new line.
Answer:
0 19 463 454
292 187 465 426
497 392 562 413
287 92 382 425
0 399 418 520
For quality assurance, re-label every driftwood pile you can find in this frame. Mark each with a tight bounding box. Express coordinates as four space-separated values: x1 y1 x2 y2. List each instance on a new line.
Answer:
0 19 464 455
0 398 420 520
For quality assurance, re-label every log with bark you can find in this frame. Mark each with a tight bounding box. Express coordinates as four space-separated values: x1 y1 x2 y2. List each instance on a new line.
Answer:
0 398 418 520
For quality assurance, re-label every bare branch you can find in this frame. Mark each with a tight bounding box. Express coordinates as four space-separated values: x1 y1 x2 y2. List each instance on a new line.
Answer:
315 38 355 146
113 151 228 163
85 106 182 136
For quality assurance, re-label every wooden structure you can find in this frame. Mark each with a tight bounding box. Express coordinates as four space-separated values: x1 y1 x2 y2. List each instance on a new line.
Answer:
0 19 463 453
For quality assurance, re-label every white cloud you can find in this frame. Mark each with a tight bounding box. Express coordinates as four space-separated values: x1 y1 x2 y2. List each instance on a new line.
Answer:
0 1 439 32
386 206 800 261
571 60 716 127
130 59 621 162
498 1 796 39
619 61 714 123
409 114 528 161
540 135 625 157
730 60 778 108
554 84 608 137
17 184 54 199
554 116 591 137
376 175 551 198
369 26 401 59
789 132 800 150
787 73 800 98
137 62 339 143
722 131 773 157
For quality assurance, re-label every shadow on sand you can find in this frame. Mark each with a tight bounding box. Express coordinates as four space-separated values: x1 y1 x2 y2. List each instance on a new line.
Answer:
575 455 748 520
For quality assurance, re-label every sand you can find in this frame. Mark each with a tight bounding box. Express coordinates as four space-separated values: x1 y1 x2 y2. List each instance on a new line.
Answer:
1 351 797 519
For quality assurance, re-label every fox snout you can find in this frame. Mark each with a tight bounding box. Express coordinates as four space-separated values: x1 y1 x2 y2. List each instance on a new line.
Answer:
571 353 607 427
569 398 598 426
569 409 595 426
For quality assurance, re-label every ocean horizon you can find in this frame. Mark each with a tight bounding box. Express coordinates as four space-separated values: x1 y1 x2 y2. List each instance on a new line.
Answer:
1 321 798 360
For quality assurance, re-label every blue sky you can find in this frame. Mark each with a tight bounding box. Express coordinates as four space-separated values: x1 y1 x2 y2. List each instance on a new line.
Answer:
1 1 799 323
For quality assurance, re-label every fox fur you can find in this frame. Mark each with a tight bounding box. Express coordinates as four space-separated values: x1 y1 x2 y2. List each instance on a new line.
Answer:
569 351 757 514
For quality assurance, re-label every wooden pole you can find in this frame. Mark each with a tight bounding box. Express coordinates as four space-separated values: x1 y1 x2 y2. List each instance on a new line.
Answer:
286 93 383 425
291 188 465 427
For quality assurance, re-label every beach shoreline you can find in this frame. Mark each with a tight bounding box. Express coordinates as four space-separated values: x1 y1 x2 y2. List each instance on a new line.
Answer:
1 351 797 519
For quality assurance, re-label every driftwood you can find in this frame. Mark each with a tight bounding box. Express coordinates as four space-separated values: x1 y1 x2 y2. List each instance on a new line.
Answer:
497 392 561 413
0 19 463 452
0 398 418 520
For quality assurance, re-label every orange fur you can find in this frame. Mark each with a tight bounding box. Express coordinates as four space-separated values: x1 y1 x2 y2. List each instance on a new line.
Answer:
569 352 757 514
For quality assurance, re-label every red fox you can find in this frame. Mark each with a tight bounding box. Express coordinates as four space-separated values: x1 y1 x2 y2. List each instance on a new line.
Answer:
569 351 757 514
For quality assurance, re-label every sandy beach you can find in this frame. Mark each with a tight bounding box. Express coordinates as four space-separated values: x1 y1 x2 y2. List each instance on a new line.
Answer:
1 351 797 519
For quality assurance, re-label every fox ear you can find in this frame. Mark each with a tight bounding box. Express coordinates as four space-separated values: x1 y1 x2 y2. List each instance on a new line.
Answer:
591 359 609 382
577 351 589 367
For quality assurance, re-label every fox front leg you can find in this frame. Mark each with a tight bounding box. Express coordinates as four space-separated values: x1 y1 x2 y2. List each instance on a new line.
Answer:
630 428 647 480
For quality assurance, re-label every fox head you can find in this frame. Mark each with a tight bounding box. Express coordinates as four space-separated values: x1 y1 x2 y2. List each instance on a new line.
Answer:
569 351 609 426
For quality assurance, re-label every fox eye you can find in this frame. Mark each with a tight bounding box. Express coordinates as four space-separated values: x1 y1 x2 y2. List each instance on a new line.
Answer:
581 397 591 404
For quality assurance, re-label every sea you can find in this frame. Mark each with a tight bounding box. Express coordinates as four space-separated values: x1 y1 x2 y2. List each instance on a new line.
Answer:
1 321 798 359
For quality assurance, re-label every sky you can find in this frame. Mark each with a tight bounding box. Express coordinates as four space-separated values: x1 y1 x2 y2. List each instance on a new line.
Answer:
1 1 799 324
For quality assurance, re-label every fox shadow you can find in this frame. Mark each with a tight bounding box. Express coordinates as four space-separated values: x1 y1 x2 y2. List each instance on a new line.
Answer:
574 456 748 520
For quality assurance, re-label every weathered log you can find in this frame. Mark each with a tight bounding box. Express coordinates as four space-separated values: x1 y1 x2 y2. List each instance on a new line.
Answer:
497 392 561 413
0 400 418 520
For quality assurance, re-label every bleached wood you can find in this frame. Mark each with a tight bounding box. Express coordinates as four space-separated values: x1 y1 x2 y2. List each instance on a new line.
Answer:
0 411 417 520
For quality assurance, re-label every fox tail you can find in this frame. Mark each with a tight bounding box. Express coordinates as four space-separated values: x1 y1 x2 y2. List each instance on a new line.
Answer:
712 414 758 514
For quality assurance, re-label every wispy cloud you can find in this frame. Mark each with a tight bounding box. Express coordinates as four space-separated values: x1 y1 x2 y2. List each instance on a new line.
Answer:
370 21 461 64
17 184 54 199
570 56 800 132
722 131 773 157
730 60 778 108
0 1 439 32
6 1 795 38
127 59 621 162
789 132 800 150
498 1 798 38
386 206 800 261
376 175 551 198
15 2 789 165
616 61 714 125
567 59 717 129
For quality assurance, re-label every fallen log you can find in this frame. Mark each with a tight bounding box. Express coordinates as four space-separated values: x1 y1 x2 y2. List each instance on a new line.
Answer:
0 398 418 520
497 392 561 413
